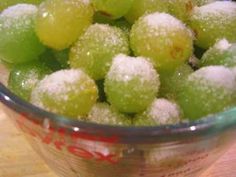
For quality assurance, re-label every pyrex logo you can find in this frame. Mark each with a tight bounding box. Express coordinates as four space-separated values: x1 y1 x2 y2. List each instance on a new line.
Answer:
16 113 121 164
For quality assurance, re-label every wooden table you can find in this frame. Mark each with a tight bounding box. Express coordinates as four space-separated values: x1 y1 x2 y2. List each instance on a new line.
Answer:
1 105 236 177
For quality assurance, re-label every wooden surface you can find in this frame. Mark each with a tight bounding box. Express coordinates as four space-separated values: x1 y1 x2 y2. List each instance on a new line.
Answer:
1 105 236 177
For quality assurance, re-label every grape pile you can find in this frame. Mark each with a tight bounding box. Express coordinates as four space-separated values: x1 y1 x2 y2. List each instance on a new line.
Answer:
1 0 236 125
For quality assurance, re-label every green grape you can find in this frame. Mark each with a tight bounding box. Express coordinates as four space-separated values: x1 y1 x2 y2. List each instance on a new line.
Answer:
194 0 217 6
92 0 134 19
70 24 130 80
130 12 193 72
88 103 132 126
104 54 160 113
0 0 43 12
35 0 94 50
31 69 98 118
52 49 69 69
134 98 182 126
159 63 193 99
8 61 52 101
189 1 236 49
0 4 46 64
200 39 236 67
177 66 236 120
125 0 169 24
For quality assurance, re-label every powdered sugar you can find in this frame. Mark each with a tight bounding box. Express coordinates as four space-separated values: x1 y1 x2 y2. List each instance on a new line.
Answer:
1 4 37 19
107 54 159 84
147 99 181 125
0 4 37 28
214 39 232 51
189 66 236 90
193 1 236 18
144 12 186 31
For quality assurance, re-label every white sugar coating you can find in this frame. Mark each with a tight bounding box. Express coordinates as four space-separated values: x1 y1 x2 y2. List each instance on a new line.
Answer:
0 4 37 29
144 12 186 30
214 39 232 51
88 103 129 126
194 1 236 17
107 54 159 84
86 24 124 47
147 99 181 125
34 69 87 96
1 4 37 19
189 66 236 90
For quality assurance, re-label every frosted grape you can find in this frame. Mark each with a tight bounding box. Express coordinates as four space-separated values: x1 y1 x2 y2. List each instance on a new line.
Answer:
134 98 182 126
177 66 236 120
130 12 193 72
104 54 160 113
70 24 130 80
31 69 98 118
35 0 94 50
189 1 236 49
200 39 236 67
0 4 46 64
88 103 131 126
92 0 134 19
8 61 52 101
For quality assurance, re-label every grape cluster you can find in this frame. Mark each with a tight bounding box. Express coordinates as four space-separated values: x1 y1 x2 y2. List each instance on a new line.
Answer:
1 0 236 125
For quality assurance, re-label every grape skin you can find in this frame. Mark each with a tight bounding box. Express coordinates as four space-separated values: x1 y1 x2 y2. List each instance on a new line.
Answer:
35 0 94 50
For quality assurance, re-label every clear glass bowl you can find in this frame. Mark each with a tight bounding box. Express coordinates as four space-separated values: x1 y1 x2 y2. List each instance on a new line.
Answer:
1 71 236 177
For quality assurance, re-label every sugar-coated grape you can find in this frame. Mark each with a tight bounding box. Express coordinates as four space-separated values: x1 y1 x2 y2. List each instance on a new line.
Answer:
88 103 131 126
130 12 193 72
105 54 160 113
70 24 130 80
92 0 134 19
0 0 43 12
189 1 236 49
177 66 236 120
31 69 98 118
35 0 94 50
0 4 46 64
200 39 236 67
8 61 52 101
159 64 193 99
134 98 182 126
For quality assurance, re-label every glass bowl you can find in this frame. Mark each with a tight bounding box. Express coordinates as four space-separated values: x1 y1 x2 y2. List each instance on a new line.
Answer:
1 68 236 177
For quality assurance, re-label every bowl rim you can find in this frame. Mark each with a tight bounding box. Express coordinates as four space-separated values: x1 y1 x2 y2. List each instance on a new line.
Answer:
1 82 236 143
